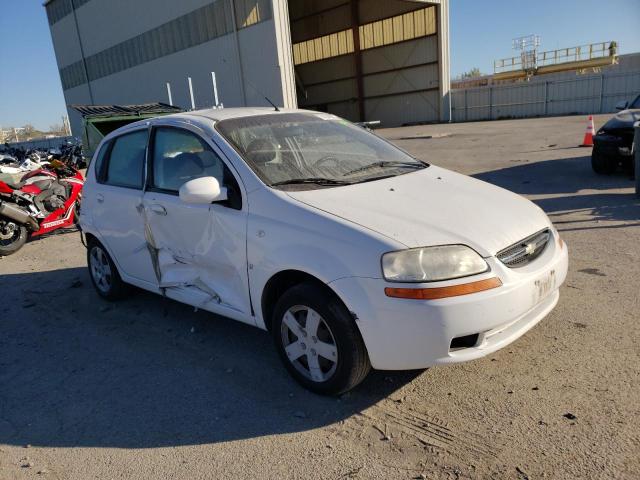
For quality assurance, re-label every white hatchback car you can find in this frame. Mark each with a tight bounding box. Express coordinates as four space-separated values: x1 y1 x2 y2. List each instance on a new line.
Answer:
80 108 568 394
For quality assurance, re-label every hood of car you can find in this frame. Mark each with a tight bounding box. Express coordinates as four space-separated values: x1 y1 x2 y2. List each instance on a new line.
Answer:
600 109 640 132
286 166 550 257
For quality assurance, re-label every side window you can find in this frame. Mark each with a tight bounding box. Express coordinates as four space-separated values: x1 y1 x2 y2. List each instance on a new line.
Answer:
631 95 640 109
150 127 242 209
105 130 148 189
92 140 110 180
152 128 225 191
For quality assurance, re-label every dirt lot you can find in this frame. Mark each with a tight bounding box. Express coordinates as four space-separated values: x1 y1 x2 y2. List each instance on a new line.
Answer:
1 114 638 479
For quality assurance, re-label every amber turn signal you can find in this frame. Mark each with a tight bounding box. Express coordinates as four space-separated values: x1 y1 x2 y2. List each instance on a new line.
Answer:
385 277 503 300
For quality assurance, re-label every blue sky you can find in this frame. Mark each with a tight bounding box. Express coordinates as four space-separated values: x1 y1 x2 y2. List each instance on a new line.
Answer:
1 0 639 131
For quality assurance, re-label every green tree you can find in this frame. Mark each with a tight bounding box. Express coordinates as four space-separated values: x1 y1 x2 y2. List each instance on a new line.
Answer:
457 67 485 80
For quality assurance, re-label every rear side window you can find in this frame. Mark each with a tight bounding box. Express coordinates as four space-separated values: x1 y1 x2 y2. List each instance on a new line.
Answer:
92 140 110 179
105 130 148 189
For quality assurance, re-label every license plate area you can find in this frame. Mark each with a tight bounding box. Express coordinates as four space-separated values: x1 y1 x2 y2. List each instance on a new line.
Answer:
532 269 556 306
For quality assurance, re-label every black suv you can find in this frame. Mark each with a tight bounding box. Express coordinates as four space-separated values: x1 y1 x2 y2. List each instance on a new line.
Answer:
592 94 640 174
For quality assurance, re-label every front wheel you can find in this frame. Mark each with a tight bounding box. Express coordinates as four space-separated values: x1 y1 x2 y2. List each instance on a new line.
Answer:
0 219 27 256
272 282 371 395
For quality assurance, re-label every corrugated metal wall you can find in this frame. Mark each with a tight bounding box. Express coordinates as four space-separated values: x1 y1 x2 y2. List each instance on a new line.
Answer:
291 1 441 126
452 67 640 122
49 0 289 136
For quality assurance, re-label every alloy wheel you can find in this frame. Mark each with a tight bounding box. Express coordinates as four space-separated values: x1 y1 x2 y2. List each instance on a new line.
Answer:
280 305 338 382
89 246 112 293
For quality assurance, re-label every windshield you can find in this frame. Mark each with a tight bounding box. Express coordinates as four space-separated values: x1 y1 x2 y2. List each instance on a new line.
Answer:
216 113 427 188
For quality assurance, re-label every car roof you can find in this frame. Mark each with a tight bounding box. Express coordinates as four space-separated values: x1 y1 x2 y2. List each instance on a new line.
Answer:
103 107 331 141
172 107 319 122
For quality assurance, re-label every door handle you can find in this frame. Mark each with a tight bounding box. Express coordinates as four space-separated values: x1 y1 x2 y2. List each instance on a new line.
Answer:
96 194 104 203
149 204 167 216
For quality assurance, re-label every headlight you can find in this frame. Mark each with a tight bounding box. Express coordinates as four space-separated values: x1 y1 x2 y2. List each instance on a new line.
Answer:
382 245 489 282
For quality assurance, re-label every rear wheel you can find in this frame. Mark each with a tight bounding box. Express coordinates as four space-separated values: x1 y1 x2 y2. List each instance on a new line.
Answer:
0 219 27 256
591 148 617 174
272 282 371 395
87 240 129 300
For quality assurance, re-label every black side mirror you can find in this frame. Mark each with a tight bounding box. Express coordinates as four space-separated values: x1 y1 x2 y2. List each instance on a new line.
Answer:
615 100 628 111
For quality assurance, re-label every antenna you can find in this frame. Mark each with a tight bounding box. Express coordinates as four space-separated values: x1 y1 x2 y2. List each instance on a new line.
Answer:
264 96 280 112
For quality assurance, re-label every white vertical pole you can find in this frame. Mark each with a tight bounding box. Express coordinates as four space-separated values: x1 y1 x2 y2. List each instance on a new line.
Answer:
211 71 219 108
188 77 195 110
166 82 173 106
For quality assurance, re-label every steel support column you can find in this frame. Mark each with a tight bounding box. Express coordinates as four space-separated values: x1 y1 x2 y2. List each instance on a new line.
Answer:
350 0 365 122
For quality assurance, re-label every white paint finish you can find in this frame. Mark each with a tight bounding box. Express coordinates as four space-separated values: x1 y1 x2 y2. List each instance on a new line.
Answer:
244 186 403 329
141 191 251 317
81 107 565 370
88 182 157 283
179 177 227 204
286 165 550 256
330 245 567 370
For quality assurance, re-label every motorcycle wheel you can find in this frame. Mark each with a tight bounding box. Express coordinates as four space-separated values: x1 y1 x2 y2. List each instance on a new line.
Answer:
0 219 28 256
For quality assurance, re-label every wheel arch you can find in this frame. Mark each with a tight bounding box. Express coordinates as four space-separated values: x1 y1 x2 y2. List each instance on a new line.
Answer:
82 230 125 278
260 269 351 332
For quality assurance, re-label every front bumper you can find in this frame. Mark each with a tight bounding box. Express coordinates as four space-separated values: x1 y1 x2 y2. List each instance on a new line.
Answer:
329 232 569 370
593 133 634 157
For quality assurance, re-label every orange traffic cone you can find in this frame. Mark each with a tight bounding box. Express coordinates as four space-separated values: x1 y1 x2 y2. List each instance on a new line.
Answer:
581 115 595 147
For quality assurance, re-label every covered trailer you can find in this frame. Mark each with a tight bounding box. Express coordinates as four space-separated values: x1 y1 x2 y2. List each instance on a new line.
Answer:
70 103 183 160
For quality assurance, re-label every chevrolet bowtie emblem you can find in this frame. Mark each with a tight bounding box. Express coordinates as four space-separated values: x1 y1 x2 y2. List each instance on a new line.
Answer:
524 242 536 255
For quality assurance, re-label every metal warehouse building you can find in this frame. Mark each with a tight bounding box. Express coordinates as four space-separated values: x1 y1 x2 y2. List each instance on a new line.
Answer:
45 0 451 136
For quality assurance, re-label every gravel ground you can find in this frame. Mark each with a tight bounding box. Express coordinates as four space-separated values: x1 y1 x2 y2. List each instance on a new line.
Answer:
1 114 638 479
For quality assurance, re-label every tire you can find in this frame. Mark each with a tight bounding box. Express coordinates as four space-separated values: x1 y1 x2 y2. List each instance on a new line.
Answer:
591 148 617 174
87 239 129 300
0 219 27 256
272 282 371 395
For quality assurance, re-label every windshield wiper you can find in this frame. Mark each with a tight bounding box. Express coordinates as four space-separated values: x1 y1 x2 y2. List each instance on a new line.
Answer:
271 177 352 186
342 161 425 177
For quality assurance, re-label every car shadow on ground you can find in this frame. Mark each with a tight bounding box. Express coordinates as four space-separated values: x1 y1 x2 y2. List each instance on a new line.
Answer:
0 267 421 449
473 155 640 230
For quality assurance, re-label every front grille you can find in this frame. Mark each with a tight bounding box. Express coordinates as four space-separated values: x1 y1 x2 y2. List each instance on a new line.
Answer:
497 229 550 268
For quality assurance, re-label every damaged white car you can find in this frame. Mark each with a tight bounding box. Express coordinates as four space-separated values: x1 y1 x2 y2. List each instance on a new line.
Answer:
80 108 568 395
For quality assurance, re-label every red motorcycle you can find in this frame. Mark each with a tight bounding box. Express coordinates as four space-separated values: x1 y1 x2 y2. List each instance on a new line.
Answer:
0 161 84 255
